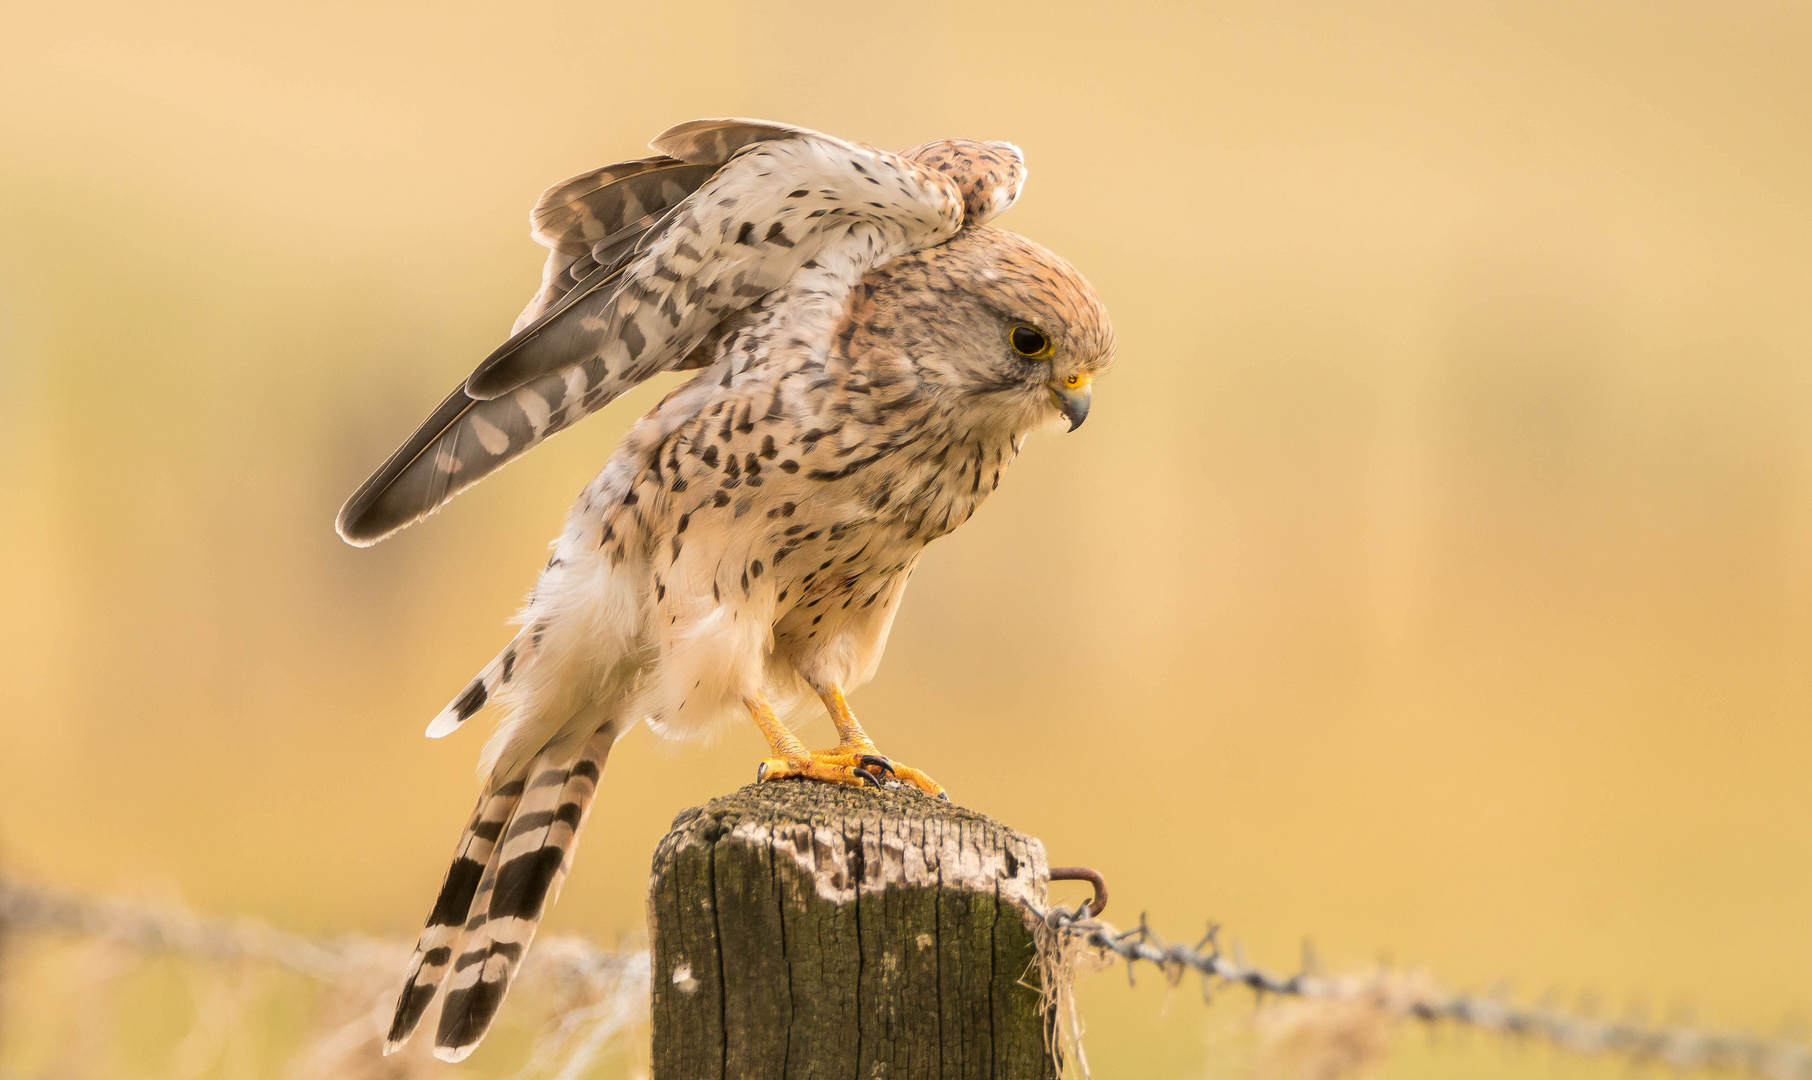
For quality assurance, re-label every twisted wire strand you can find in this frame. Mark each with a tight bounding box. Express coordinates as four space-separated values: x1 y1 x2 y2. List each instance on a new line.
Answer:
6 875 1808 1079
1036 903 1812 1080
0 875 642 989
0 875 353 978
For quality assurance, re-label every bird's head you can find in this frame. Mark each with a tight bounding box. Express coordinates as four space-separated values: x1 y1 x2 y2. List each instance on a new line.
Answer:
850 226 1115 435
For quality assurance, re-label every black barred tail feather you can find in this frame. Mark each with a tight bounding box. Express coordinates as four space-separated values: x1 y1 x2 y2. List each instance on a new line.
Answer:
384 728 613 1059
439 729 612 1061
384 776 527 1052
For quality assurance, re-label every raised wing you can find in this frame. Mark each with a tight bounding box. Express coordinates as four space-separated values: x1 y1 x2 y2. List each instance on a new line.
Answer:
510 156 718 335
335 119 966 547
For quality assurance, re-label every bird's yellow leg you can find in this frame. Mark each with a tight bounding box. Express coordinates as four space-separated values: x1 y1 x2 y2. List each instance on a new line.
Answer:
817 685 945 798
819 684 879 754
749 694 890 790
749 690 946 797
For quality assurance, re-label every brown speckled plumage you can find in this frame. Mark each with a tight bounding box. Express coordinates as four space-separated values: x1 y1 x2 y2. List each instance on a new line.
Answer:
340 118 1115 1061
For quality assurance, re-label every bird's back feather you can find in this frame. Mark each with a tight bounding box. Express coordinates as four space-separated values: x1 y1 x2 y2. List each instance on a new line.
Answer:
337 118 965 546
514 157 719 334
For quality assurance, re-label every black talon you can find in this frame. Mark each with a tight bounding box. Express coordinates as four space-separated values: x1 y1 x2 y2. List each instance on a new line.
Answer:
756 762 770 781
937 791 950 801
858 754 896 775
852 766 884 788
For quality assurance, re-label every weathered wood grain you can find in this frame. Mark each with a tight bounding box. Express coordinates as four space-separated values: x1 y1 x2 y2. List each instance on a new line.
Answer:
648 781 1057 1079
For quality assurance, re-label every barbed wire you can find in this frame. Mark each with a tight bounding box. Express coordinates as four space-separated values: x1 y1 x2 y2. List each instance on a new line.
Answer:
0 875 357 978
0 876 651 1079
4 875 1808 1080
0 876 642 985
1036 902 1812 1080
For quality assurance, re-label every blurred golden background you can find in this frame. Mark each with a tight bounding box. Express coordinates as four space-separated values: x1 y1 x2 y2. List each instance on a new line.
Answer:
3 1 1810 1076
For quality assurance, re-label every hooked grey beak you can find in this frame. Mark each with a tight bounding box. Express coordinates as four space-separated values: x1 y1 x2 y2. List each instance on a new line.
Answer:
1049 375 1093 431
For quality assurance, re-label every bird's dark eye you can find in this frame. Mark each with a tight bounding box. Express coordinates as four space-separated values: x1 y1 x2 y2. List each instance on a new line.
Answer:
1009 325 1053 359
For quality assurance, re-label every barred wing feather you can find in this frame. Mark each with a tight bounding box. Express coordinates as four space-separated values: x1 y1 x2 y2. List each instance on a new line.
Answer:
513 157 719 334
336 118 963 546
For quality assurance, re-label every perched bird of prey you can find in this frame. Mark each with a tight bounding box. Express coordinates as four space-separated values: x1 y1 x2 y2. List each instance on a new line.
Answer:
338 118 1115 1061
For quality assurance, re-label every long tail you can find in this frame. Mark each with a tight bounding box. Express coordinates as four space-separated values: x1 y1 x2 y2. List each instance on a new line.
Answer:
383 776 525 1051
384 727 615 1059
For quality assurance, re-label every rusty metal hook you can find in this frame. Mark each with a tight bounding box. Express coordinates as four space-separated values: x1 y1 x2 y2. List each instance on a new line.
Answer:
1048 865 1108 919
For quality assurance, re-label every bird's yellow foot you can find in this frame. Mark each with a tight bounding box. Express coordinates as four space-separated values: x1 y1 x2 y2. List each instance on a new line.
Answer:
871 757 946 799
756 750 947 798
757 750 890 789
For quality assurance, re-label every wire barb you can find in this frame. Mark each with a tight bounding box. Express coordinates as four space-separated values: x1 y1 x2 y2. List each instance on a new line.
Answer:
1031 900 1812 1080
3 874 1807 1080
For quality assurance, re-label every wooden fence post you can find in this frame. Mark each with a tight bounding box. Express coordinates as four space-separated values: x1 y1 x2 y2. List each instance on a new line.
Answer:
647 781 1059 1079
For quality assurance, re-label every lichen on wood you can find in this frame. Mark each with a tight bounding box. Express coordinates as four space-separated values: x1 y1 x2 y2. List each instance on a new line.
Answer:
647 780 1057 1079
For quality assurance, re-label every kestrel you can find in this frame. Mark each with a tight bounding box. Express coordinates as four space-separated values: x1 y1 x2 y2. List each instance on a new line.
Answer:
338 118 1115 1061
